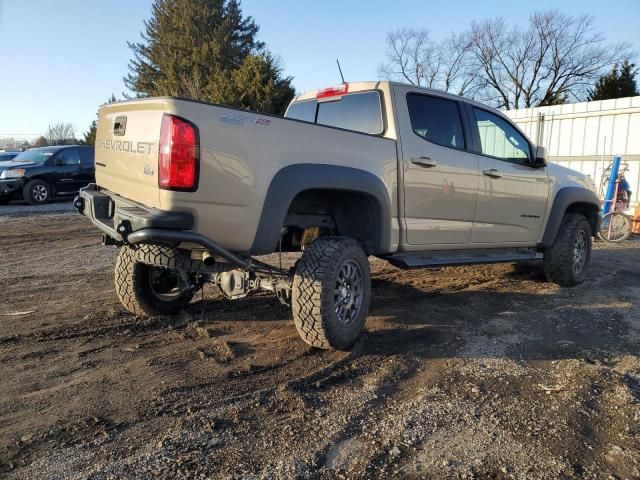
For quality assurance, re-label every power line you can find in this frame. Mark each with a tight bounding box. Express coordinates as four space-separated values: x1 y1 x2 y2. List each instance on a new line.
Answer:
0 133 44 137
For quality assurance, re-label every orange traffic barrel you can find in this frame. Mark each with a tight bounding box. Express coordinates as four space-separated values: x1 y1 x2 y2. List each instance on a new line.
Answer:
633 204 640 235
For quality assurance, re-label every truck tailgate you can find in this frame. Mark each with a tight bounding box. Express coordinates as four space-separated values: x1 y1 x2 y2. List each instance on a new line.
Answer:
95 100 168 208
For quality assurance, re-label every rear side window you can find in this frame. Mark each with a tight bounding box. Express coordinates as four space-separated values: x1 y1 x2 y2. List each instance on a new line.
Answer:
285 91 383 135
473 108 530 164
406 93 465 149
55 148 81 165
79 148 94 168
286 100 317 122
316 92 383 135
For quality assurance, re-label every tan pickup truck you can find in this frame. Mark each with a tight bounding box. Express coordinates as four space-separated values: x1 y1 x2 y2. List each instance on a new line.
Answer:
76 81 600 350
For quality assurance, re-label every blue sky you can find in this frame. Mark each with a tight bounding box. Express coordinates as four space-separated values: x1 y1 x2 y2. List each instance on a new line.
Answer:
0 0 638 140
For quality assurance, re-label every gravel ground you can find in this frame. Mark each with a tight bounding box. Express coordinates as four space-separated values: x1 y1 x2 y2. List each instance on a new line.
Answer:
0 198 75 216
0 206 639 479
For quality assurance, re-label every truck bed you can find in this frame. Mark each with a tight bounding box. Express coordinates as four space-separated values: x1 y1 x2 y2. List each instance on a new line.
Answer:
95 98 398 253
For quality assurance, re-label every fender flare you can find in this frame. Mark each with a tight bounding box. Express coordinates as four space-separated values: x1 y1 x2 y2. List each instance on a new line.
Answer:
539 187 600 248
250 164 392 255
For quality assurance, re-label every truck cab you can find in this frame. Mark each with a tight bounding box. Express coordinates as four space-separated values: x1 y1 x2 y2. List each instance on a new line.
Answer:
285 81 596 251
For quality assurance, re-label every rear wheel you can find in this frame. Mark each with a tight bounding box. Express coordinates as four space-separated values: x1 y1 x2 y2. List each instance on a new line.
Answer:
291 236 371 350
23 179 51 205
543 213 592 286
115 247 195 316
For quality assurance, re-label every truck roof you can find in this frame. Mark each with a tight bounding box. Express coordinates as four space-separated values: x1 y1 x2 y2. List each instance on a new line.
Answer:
292 80 504 116
293 81 384 102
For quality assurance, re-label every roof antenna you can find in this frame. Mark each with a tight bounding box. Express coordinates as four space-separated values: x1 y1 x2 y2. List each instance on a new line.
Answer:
336 59 346 83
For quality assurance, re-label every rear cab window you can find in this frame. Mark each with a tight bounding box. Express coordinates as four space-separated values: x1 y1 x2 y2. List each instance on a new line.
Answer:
285 90 383 135
285 100 317 123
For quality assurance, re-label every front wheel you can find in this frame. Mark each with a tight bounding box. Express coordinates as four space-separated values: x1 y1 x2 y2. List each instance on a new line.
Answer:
543 213 592 286
115 247 195 316
291 236 371 350
23 179 51 205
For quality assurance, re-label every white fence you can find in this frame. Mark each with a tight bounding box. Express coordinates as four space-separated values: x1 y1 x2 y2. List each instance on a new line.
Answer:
504 96 640 207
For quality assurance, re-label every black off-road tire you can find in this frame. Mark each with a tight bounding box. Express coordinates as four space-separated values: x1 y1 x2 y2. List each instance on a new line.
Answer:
23 179 51 205
291 236 371 350
115 247 194 316
543 213 592 286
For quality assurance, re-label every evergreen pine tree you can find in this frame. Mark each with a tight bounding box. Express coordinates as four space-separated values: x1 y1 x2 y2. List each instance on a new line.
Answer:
83 120 97 146
125 0 294 114
588 60 639 100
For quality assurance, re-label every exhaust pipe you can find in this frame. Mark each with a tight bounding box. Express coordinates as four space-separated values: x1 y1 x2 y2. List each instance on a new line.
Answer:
202 251 215 266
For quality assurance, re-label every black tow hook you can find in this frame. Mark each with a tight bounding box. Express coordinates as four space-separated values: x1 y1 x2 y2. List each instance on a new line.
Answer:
73 195 84 213
116 220 132 241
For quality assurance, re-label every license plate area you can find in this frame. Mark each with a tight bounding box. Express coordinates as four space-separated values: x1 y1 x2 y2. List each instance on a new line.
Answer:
92 194 115 220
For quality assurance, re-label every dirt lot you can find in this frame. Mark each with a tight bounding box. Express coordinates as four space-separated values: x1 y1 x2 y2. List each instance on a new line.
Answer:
1 203 639 479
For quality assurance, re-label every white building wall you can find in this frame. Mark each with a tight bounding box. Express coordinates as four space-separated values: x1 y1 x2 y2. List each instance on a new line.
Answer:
504 96 640 208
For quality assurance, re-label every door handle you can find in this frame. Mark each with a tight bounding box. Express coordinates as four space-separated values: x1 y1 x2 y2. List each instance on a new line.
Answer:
411 157 437 168
483 169 503 178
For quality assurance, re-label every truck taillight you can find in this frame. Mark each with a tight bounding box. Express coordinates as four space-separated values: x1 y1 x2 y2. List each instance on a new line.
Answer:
317 83 349 99
158 114 199 191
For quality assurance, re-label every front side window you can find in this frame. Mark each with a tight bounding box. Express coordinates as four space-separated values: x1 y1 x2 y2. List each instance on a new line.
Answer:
406 93 466 149
473 108 530 164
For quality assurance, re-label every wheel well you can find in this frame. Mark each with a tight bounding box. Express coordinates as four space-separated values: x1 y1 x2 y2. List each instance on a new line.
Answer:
282 189 382 254
566 202 600 234
25 176 51 188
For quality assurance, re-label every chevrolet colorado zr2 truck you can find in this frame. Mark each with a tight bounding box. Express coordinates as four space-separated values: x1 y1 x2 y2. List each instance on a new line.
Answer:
76 81 600 350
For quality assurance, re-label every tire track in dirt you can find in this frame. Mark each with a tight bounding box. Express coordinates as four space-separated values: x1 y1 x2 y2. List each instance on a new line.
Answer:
2 210 640 479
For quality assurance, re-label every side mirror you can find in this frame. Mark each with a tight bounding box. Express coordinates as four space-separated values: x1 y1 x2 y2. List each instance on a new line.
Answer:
54 157 65 166
532 145 547 168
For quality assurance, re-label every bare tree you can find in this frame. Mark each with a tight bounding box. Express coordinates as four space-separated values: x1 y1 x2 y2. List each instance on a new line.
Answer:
440 33 484 96
379 11 633 109
378 29 436 87
46 122 78 145
468 11 633 109
378 29 481 96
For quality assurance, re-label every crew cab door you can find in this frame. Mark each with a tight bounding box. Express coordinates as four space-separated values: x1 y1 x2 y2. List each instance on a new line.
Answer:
49 148 83 194
394 86 479 246
77 147 96 190
465 105 549 244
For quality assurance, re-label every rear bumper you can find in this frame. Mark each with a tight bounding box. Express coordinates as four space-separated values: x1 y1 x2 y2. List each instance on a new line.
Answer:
75 183 194 241
75 184 253 269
